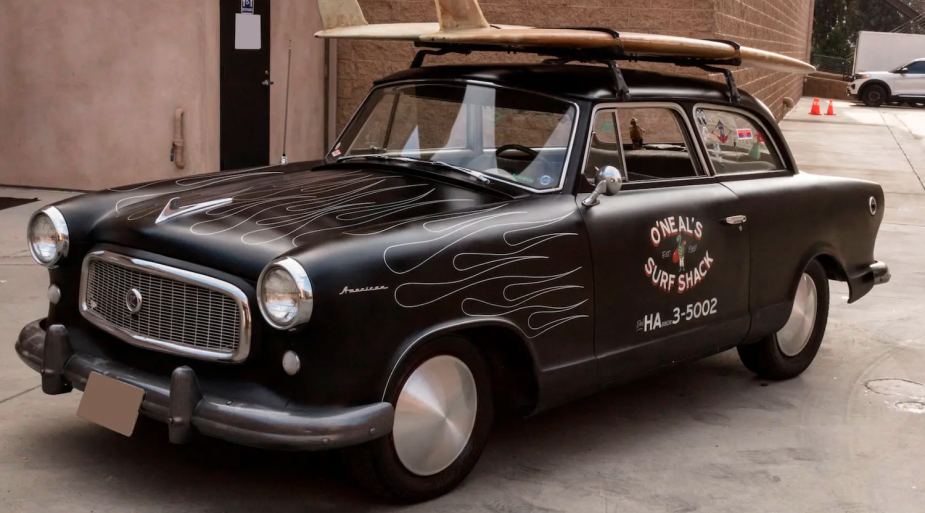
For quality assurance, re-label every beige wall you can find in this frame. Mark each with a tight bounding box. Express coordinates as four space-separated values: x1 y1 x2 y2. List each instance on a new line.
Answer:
0 0 329 191
336 0 814 127
270 0 327 165
0 0 221 190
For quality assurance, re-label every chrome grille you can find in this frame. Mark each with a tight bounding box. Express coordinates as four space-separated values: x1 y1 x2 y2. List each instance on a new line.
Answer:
80 251 250 362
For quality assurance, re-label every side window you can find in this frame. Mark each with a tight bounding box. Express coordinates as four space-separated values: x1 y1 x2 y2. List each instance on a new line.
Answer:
907 61 925 74
694 107 784 174
617 107 700 182
583 109 623 185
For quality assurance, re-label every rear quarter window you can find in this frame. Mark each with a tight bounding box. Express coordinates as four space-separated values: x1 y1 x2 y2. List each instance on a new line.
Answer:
694 107 784 175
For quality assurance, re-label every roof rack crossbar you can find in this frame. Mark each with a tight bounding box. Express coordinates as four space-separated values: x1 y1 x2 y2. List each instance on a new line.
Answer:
705 39 742 51
411 47 465 68
604 60 631 102
410 42 749 104
688 64 741 104
549 27 620 39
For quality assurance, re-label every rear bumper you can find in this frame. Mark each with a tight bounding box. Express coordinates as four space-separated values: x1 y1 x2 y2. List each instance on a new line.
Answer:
15 320 394 451
870 261 891 285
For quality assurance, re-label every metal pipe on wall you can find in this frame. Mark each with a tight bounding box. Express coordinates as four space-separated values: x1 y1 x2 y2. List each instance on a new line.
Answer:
173 108 186 169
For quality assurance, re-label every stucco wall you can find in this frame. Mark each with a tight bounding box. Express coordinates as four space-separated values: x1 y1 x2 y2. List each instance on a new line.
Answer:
336 0 814 129
0 0 221 190
270 0 327 165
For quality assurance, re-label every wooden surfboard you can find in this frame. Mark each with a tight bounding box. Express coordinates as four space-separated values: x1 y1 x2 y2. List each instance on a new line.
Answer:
314 0 815 75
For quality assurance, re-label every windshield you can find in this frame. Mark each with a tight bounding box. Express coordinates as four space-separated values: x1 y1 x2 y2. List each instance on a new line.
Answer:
329 83 578 191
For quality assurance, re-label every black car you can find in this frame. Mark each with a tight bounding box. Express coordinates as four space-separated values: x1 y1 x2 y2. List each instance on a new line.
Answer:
16 28 889 503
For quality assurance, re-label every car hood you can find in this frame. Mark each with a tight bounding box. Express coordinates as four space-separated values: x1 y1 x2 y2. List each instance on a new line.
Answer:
76 165 505 279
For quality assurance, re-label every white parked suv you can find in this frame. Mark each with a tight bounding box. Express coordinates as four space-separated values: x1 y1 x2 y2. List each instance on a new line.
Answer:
848 58 925 108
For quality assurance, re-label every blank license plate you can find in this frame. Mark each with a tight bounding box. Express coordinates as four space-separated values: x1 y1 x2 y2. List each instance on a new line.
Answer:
77 372 145 437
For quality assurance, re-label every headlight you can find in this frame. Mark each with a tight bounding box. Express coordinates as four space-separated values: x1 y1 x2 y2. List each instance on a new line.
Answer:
28 207 69 267
257 257 313 329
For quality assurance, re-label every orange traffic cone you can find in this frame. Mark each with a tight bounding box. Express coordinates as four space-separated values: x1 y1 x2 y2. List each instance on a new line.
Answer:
825 99 836 116
809 98 822 115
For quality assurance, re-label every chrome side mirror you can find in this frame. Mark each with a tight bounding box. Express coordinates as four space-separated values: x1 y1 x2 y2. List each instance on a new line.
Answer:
582 166 623 207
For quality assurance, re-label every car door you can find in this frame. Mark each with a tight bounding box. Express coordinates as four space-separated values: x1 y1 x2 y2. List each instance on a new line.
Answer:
579 103 751 385
894 61 925 96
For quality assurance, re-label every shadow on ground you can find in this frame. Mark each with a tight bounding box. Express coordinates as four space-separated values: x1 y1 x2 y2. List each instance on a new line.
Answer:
21 351 769 511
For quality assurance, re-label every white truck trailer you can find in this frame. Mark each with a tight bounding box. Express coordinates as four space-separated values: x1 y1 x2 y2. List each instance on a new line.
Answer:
847 31 925 107
853 31 925 74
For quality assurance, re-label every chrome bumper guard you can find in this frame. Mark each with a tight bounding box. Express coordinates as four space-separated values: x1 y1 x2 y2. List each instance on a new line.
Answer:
870 261 891 285
15 320 394 451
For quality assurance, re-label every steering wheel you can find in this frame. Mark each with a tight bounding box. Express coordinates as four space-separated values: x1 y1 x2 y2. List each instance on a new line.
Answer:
494 145 556 186
496 144 540 159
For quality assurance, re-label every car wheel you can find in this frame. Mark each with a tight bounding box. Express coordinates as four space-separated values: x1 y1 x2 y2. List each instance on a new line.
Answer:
861 85 887 107
910 102 925 109
343 336 494 503
737 260 829 380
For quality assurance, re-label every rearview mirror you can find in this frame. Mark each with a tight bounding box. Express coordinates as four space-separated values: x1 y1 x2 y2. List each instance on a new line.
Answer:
582 166 623 207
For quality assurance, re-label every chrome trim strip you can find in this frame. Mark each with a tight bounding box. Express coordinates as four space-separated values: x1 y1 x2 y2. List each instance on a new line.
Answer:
256 257 314 330
79 250 252 363
28 206 69 268
326 78 581 195
580 101 711 184
691 102 790 177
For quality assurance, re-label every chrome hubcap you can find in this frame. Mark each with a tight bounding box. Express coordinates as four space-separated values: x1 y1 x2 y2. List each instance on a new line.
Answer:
777 273 818 357
393 355 478 476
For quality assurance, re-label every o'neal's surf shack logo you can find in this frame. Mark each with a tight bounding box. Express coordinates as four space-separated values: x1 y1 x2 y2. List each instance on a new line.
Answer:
644 216 714 294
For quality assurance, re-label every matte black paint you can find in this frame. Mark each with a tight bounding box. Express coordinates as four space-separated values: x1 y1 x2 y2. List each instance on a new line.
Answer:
17 64 886 444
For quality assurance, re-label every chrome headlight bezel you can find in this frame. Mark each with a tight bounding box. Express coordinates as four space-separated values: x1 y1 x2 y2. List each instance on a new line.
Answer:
257 257 314 330
27 206 69 268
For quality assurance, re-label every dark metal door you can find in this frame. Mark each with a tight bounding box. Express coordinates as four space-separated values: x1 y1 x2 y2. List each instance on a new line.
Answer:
220 0 271 170
580 182 751 385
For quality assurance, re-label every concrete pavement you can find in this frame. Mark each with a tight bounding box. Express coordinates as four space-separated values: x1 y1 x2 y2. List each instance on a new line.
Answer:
1 99 924 512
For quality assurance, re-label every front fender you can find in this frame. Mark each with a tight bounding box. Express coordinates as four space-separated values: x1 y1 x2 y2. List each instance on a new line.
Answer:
281 196 595 408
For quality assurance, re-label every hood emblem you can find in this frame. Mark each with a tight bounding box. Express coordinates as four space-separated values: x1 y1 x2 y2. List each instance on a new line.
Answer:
125 288 143 314
340 285 389 295
155 196 233 224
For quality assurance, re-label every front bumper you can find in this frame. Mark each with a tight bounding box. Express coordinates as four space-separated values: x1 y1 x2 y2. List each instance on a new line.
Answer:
14 320 394 451
846 85 859 101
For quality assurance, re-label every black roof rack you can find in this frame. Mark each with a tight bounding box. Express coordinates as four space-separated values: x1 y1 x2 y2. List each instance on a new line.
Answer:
409 35 744 104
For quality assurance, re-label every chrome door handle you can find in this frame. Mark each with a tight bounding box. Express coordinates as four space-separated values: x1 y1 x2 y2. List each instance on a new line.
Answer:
262 79 274 86
724 215 747 225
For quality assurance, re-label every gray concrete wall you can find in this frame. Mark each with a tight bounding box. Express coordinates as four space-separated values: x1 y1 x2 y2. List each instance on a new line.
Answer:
0 0 221 190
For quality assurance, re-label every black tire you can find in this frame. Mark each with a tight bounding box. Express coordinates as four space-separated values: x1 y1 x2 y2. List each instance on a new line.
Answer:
737 260 829 380
342 336 494 503
861 84 887 107
909 102 925 109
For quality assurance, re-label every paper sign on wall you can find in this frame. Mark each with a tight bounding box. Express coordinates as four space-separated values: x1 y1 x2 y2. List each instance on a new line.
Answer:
235 14 261 50
241 0 255 14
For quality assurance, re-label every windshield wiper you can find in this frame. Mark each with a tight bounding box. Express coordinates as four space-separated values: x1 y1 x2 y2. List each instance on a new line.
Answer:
338 155 492 185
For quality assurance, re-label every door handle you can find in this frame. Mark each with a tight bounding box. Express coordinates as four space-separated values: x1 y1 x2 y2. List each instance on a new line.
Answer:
724 215 747 225
262 79 274 86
